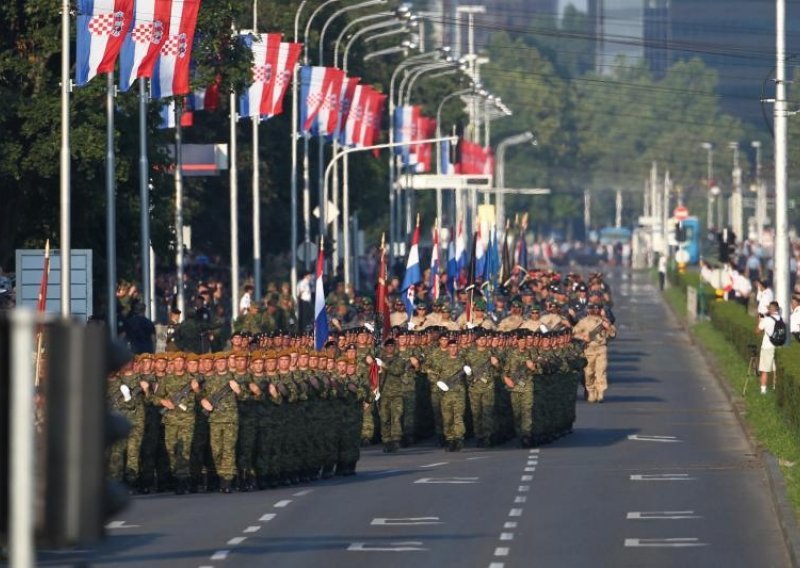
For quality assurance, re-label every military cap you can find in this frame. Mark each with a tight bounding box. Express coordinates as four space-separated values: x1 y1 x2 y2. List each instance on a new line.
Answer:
520 287 534 296
530 304 542 312
264 351 277 360
155 352 169 360
511 299 524 308
435 297 449 307
250 351 265 360
446 337 458 346
473 298 487 311
277 350 291 359
185 353 199 362
345 343 357 351
199 352 213 360
213 352 228 360
140 353 154 360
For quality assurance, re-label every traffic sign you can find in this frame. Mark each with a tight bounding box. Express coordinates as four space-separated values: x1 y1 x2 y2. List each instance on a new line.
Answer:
673 205 689 221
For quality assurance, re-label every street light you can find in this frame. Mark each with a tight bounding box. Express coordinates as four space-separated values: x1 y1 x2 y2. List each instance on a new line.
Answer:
701 142 714 230
496 132 536 228
752 140 765 243
318 0 388 67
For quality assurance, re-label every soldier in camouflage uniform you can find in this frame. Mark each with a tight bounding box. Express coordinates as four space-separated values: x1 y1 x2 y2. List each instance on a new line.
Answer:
157 352 200 494
462 331 500 447
503 333 536 448
376 338 406 452
200 352 243 493
232 351 258 490
434 338 468 452
276 351 301 485
107 358 147 490
337 359 368 474
141 352 171 492
251 351 282 488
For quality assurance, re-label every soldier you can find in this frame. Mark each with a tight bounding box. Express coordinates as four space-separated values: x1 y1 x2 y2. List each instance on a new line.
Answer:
157 352 200 494
462 331 500 447
519 304 546 332
389 298 409 328
410 302 429 329
573 303 616 402
376 338 406 452
497 300 524 331
200 352 243 493
276 350 301 485
142 352 171 491
435 337 469 452
338 359 369 475
396 331 421 446
192 353 214 490
540 299 569 331
232 351 258 490
503 332 536 447
251 351 282 488
107 357 147 491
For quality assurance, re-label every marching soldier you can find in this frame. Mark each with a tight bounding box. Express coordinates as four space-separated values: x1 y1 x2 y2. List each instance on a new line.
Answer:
503 332 536 448
462 331 500 447
573 303 616 402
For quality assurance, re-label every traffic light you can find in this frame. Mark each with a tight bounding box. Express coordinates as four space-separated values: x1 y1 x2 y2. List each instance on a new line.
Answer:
41 321 131 548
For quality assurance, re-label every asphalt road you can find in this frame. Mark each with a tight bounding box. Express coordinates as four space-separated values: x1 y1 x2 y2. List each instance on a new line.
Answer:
38 269 791 568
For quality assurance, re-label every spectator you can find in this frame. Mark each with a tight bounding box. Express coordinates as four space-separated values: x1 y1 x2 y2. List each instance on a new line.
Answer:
297 272 313 331
756 301 782 395
791 295 800 343
120 303 156 354
657 254 667 291
756 279 774 317
239 284 254 316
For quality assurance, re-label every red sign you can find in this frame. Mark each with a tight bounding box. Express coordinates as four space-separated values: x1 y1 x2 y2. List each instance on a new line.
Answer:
673 205 689 221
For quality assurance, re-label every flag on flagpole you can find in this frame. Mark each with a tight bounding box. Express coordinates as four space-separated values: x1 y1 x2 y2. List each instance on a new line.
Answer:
400 216 421 318
446 233 457 299
239 32 283 119
314 238 329 351
266 41 302 118
76 0 134 86
375 233 391 342
455 220 467 274
37 240 51 313
466 231 478 324
430 222 440 303
119 0 172 91
149 0 201 99
474 223 486 281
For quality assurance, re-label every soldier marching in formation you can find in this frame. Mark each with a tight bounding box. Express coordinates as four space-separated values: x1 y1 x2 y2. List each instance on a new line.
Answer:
107 270 617 494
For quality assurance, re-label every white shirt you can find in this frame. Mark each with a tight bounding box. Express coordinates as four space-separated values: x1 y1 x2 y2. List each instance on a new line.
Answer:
297 277 312 303
791 306 800 334
757 287 774 315
239 292 252 315
759 314 778 349
658 256 667 274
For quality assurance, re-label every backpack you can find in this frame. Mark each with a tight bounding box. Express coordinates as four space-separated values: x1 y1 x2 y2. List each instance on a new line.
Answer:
769 316 787 347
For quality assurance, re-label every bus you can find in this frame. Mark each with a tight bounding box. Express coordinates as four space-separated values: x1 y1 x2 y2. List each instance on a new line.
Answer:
676 216 701 264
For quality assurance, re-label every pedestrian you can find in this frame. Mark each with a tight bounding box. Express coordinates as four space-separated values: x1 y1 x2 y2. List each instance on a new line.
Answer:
121 302 156 354
756 279 774 317
658 254 667 291
791 296 800 343
756 301 783 394
239 284 254 316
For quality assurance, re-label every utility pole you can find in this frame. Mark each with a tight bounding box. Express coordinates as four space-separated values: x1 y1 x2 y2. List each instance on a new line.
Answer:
775 0 790 328
615 190 622 228
752 140 766 244
584 190 592 236
730 142 742 241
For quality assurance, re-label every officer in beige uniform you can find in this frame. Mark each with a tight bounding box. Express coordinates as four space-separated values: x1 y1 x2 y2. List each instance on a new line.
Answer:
573 303 616 402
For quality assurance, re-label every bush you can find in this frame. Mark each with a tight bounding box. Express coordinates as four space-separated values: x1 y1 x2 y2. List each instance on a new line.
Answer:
709 300 800 437
668 268 716 314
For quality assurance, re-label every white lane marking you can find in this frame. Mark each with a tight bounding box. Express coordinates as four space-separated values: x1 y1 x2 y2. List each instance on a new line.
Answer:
494 547 510 556
420 462 449 468
227 537 247 546
243 526 261 533
518 485 530 492
630 474 694 481
529 449 539 453
624 538 707 548
210 550 229 560
489 564 505 568
627 434 681 443
526 461 537 466
627 511 701 520
293 489 314 496
504 522 518 529
274 500 293 507
347 541 428 552
514 496 527 504
371 517 443 526
414 477 479 484
259 513 276 522
524 467 536 472
105 520 140 529
500 532 514 541
521 475 533 482
467 456 488 461
509 508 523 517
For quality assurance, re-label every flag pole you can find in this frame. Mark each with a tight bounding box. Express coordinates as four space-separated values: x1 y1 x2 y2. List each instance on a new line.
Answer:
106 72 118 338
60 0 71 317
252 4 262 302
175 101 186 322
230 87 240 324
139 79 152 319
34 240 51 388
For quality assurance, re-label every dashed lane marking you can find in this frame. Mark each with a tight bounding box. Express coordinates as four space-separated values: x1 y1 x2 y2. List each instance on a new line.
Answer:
243 526 261 533
347 541 428 552
521 475 533 481
630 474 694 481
518 485 530 492
210 550 229 560
420 462 449 468
504 522 517 529
494 547 510 556
514 496 527 504
371 517 443 526
414 476 479 484
293 489 314 496
488 564 505 568
627 434 681 443
624 538 707 548
106 521 140 529
227 537 246 546
509 508 523 517
627 511 701 520
274 499 292 507
259 513 276 522
524 467 536 472
467 456 489 461
500 532 514 541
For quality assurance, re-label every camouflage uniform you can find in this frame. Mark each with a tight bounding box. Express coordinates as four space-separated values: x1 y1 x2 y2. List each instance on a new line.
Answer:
462 346 496 446
504 349 534 446
159 371 197 485
107 372 145 486
203 370 241 487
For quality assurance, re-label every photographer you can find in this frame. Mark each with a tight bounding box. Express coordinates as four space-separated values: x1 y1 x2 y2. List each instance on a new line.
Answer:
756 301 783 395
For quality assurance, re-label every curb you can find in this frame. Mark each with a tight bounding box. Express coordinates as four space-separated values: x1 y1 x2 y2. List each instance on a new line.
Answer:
662 291 800 567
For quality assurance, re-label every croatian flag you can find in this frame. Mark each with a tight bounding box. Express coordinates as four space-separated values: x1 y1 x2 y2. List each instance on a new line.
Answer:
362 91 386 149
446 235 458 298
75 0 134 86
400 221 421 318
430 224 440 302
239 33 283 119
313 243 329 351
335 76 360 142
265 41 302 118
394 105 418 166
455 220 467 272
149 0 201 99
342 84 366 147
474 225 486 281
440 138 456 174
299 66 344 136
119 0 172 91
315 68 345 137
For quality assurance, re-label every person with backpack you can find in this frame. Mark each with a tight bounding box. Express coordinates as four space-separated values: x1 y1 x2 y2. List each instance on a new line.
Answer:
756 300 785 394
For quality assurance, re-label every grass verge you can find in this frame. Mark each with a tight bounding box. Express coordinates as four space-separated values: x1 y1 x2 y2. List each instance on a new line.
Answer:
692 321 800 517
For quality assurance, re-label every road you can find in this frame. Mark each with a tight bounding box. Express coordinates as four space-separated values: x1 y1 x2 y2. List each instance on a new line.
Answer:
39 270 790 568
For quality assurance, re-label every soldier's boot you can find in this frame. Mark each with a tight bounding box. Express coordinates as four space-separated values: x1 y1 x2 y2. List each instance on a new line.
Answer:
174 477 188 496
321 464 335 479
220 478 233 494
383 443 392 453
361 438 372 447
587 390 597 403
453 439 464 452
520 436 531 448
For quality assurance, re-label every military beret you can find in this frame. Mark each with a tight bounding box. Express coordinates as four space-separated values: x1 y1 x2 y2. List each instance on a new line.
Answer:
140 353 154 360
185 353 198 362
345 343 357 351
213 352 228 361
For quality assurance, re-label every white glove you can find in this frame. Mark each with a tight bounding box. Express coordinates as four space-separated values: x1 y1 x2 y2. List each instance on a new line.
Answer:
466 322 476 330
374 391 381 402
364 322 375 332
539 324 548 333
375 358 384 367
463 365 473 376
407 321 416 330
436 381 450 392
120 384 132 402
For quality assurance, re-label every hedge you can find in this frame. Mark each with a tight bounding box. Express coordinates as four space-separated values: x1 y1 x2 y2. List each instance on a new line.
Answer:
709 300 800 437
668 268 717 313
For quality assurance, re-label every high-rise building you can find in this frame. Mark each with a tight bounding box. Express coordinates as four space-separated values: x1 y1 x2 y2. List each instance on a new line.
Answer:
644 0 670 78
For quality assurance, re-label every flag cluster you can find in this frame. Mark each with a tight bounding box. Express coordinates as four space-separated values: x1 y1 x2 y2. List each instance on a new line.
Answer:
394 105 437 172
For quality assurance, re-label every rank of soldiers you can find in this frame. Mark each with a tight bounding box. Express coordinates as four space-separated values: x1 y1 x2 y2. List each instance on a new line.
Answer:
108 271 617 495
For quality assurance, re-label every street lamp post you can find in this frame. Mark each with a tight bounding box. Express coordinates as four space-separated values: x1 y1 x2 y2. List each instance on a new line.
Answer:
496 131 536 229
701 142 714 230
752 140 765 243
